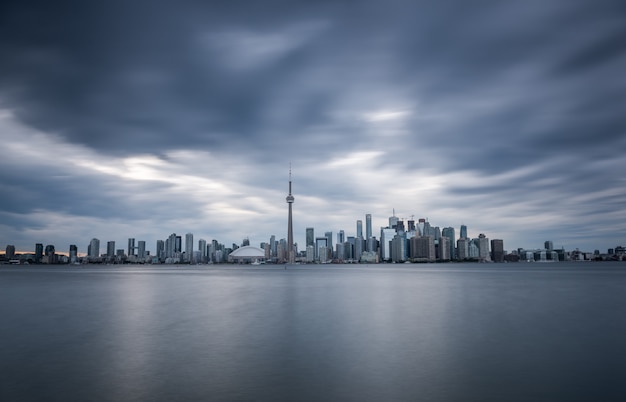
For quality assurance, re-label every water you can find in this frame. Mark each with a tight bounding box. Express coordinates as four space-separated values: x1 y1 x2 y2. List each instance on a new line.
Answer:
2 263 626 401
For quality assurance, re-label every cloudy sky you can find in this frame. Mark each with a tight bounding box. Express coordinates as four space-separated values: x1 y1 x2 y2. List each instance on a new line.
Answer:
1 0 625 255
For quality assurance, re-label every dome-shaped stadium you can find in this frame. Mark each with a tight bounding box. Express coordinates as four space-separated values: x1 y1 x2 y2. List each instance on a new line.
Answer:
228 246 266 264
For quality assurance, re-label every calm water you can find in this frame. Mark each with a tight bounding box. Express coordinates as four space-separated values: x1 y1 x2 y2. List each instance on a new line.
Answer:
1 262 626 401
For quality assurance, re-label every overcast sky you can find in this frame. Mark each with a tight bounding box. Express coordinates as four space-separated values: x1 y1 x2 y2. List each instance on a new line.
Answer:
1 0 625 255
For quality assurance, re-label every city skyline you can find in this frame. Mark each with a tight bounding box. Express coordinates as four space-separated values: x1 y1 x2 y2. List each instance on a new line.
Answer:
1 1 625 254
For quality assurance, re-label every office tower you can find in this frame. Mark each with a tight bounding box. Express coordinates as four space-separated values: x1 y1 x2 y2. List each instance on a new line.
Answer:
396 220 405 233
106 241 115 257
242 237 250 247
442 227 456 260
69 244 78 263
5 245 15 259
175 236 182 253
478 234 490 261
306 228 314 248
138 241 146 259
411 236 435 261
457 238 469 260
389 209 399 229
270 235 277 258
324 231 333 251
407 219 416 232
390 234 406 262
438 236 451 260
198 239 207 262
315 237 328 261
367 236 378 254
166 233 177 258
366 214 372 239
89 238 100 258
35 243 43 263
544 241 553 251
185 233 193 262
460 225 468 239
306 245 315 262
380 227 397 261
156 240 165 261
469 239 480 258
491 239 504 262
338 230 345 244
418 219 426 236
45 244 56 264
128 238 135 257
286 167 295 264
356 220 363 238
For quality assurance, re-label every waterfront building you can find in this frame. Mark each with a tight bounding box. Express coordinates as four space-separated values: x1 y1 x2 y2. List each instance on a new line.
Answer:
306 245 315 262
5 245 15 259
355 236 364 261
457 238 469 260
156 240 164 261
338 230 345 245
89 238 100 258
491 239 504 262
544 241 554 251
365 214 372 239
438 236 451 260
198 239 207 263
411 236 435 261
391 234 407 262
128 238 135 257
138 241 146 259
69 245 77 264
478 234 490 261
325 232 333 256
356 220 363 238
35 243 43 263
380 228 397 261
469 239 480 258
184 233 193 262
315 237 328 262
306 228 314 248
107 241 115 258
442 227 456 260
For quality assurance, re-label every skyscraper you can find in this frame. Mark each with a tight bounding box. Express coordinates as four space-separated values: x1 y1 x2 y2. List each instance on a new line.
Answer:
89 238 100 258
442 227 456 260
138 241 146 259
365 214 372 239
306 228 314 248
128 238 135 257
185 233 194 262
491 239 504 262
286 167 295 264
69 244 77 263
460 225 468 239
356 220 363 238
107 241 115 257
35 243 43 263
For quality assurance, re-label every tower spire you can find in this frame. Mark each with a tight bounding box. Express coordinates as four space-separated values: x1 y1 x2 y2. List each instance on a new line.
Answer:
286 164 295 264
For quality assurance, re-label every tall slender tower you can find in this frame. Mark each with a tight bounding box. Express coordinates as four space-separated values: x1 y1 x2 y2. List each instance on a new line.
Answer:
286 166 295 263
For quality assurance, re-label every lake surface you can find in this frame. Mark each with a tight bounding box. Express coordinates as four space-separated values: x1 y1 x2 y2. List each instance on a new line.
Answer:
2 262 626 401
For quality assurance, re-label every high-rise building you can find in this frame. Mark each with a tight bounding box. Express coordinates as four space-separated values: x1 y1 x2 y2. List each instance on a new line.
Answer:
457 238 469 260
442 227 456 260
356 220 363 238
324 231 333 252
315 237 328 261
89 238 100 258
365 214 372 239
45 244 56 264
128 238 136 257
389 210 399 229
306 228 314 248
138 241 146 259
544 241 553 251
286 167 295 264
107 241 115 257
69 244 78 263
185 233 194 262
5 245 15 259
438 236 451 260
198 239 207 262
491 239 504 262
338 230 345 245
460 225 468 239
380 228 397 261
156 240 165 261
478 234 490 261
411 236 435 261
35 243 43 263
175 236 182 253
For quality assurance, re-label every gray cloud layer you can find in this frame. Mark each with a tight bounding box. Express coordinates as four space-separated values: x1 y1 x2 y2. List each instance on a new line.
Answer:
1 0 625 253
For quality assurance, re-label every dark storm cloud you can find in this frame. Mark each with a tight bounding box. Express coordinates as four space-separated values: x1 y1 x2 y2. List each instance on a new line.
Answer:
2 0 623 167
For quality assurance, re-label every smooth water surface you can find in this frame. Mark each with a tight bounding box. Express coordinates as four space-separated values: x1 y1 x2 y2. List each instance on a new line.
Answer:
2 263 626 401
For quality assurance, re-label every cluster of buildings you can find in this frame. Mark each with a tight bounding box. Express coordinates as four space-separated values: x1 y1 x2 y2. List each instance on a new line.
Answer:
1 174 624 265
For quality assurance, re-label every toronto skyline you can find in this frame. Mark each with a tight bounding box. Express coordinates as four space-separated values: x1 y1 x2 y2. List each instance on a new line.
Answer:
1 0 625 254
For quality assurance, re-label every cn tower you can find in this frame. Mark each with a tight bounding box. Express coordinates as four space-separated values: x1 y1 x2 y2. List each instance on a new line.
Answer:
286 165 295 264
